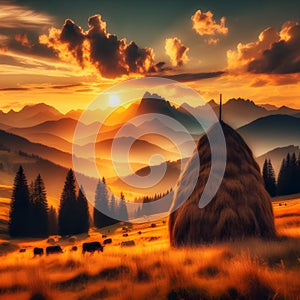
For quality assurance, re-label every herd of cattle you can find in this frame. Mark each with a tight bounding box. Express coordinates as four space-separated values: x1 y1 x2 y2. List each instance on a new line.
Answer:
20 237 137 257
18 222 164 257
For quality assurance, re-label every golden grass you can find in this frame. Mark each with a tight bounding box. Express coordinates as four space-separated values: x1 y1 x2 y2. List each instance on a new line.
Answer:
0 197 299 299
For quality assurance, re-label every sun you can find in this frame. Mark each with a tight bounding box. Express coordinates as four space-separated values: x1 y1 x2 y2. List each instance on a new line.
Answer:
109 95 120 107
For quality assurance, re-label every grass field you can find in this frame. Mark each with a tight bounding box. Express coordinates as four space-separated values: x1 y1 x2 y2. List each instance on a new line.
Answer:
0 197 299 299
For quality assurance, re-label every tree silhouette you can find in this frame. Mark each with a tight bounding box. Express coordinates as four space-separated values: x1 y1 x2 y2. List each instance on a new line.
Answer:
48 205 58 235
58 169 77 236
262 159 277 197
94 178 117 228
9 166 31 237
118 192 129 221
76 186 90 234
277 152 300 195
110 194 116 216
30 174 49 237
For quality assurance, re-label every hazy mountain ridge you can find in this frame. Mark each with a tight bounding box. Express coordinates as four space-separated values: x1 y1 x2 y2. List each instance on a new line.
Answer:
237 115 300 156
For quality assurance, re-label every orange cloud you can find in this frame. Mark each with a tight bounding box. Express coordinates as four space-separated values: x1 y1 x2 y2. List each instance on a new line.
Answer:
15 33 31 48
165 37 189 67
40 15 164 79
207 38 219 45
191 10 228 40
227 21 300 74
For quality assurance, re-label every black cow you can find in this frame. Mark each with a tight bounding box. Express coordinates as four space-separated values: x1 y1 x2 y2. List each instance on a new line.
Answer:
82 242 103 254
46 245 63 255
33 247 44 256
19 248 26 253
102 234 107 238
71 246 78 251
137 231 142 235
123 233 128 237
104 238 112 244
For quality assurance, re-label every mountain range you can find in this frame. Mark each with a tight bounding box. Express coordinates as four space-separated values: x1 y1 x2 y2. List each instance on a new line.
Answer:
1 93 300 199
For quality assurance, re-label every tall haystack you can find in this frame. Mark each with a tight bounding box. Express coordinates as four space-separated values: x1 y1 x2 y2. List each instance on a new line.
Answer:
169 122 276 246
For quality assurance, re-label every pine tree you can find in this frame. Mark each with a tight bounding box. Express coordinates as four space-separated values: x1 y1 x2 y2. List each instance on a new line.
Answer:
30 174 49 237
278 158 287 195
110 194 116 216
290 152 298 194
58 169 77 236
9 166 31 237
263 159 277 197
118 192 129 221
76 186 90 234
277 153 298 196
94 178 116 228
48 205 58 235
267 160 277 197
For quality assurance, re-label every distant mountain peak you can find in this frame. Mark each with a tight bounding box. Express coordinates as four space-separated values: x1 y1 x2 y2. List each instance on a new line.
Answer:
226 97 257 106
142 91 166 101
138 92 172 115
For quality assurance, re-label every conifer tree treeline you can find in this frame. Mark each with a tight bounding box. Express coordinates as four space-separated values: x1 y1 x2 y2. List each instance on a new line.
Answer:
263 153 300 197
93 178 128 228
277 153 300 196
9 166 49 237
262 159 277 197
9 166 90 238
58 169 90 236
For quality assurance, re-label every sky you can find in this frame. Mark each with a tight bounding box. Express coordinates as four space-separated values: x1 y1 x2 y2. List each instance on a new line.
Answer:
0 0 300 112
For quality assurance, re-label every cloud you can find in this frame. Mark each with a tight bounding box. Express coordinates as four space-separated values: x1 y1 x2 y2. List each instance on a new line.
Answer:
165 38 189 67
227 21 300 74
40 15 163 79
15 33 31 48
164 71 224 82
207 38 219 45
191 10 228 39
0 1 53 29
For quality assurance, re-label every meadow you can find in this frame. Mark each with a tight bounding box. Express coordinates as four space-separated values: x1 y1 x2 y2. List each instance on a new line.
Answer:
0 196 299 300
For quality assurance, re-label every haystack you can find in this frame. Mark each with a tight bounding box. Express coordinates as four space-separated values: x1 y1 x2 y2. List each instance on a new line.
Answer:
169 122 276 246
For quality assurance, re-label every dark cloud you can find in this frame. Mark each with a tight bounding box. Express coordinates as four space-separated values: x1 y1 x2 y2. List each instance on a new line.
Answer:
248 22 300 74
164 71 224 82
60 19 85 67
40 14 163 79
0 87 30 91
228 21 300 74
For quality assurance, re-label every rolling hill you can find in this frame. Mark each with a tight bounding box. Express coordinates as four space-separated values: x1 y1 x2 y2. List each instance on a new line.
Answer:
238 115 300 156
0 146 97 203
0 129 96 175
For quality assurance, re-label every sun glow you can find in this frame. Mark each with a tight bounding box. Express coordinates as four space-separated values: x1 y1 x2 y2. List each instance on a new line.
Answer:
109 94 120 107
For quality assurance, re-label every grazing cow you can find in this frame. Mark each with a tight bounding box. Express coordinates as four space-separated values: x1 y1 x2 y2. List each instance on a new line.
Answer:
71 246 78 251
123 233 128 237
46 245 63 255
33 247 44 256
82 242 103 254
137 231 142 235
122 226 128 231
19 248 26 253
151 223 156 228
104 238 112 245
102 234 107 238
121 240 135 247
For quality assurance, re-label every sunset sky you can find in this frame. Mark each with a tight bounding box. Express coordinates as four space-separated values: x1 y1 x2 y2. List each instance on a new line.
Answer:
1 0 300 112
